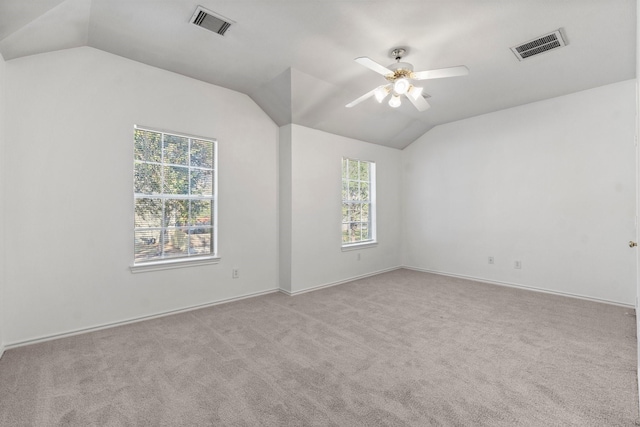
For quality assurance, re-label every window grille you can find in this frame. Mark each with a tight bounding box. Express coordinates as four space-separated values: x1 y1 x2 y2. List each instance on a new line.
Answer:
133 126 217 263
341 158 376 246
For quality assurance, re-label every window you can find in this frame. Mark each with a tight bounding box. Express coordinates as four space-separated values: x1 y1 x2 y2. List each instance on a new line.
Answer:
342 158 376 247
133 126 217 265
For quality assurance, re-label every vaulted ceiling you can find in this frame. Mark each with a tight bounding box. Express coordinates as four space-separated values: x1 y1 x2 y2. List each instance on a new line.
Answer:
0 0 635 149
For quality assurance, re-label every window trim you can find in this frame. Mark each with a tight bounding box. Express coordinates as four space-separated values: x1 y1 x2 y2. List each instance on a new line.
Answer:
131 125 219 270
341 241 378 252
130 255 220 273
341 157 377 248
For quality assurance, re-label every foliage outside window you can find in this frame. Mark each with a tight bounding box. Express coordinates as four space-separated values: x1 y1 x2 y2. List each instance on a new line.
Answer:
342 158 376 246
133 126 217 263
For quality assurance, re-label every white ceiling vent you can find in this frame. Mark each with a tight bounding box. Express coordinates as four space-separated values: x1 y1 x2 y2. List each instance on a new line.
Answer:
190 6 234 36
510 29 567 61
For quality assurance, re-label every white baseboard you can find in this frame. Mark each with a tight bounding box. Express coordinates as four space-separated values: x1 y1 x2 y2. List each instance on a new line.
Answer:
5 266 632 351
4 288 280 350
280 266 402 296
0 345 4 360
403 266 634 308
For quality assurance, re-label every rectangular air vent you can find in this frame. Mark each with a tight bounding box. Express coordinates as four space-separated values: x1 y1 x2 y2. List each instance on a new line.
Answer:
510 29 567 61
190 6 234 36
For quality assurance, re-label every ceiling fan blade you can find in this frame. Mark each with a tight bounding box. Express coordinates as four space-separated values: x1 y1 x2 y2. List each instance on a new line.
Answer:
413 65 469 80
355 57 394 76
345 87 379 108
406 93 431 112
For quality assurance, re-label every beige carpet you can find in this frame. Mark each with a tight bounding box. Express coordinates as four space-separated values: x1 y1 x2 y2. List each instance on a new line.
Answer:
0 269 638 426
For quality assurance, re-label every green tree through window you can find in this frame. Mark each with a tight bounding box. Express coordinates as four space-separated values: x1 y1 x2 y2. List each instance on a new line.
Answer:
134 126 217 263
342 158 376 246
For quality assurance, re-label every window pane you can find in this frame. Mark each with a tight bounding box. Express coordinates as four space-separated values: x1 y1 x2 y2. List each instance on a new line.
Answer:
362 203 369 222
164 229 189 257
342 158 347 178
135 229 161 261
342 223 349 243
361 223 369 240
349 204 361 222
190 200 212 226
348 181 359 201
359 162 369 182
134 163 161 194
134 130 162 162
342 181 348 200
164 134 189 165
191 169 213 196
348 159 359 180
191 139 214 168
360 183 369 201
349 222 360 242
164 199 189 227
342 203 349 223
135 198 162 228
189 229 213 255
163 166 189 194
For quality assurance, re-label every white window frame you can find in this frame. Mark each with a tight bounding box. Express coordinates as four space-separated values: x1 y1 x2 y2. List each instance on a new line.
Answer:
130 125 219 273
341 157 377 250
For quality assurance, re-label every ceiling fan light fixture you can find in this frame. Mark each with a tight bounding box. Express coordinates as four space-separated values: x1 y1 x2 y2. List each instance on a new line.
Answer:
408 85 423 100
393 78 410 95
388 95 401 108
347 47 468 112
374 86 389 103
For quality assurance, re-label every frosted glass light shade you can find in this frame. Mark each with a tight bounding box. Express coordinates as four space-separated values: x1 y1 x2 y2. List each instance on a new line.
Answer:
393 78 410 95
388 95 401 108
374 86 389 103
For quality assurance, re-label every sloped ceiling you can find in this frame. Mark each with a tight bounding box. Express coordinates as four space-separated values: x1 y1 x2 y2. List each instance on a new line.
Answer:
0 0 636 149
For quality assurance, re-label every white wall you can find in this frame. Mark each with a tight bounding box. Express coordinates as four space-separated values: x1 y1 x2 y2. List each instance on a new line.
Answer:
2 46 635 347
403 80 637 306
3 47 279 345
278 124 292 293
635 0 640 409
0 52 6 357
286 125 402 294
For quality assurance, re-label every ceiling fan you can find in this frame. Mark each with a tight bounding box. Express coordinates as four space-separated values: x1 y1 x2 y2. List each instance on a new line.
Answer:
346 48 469 112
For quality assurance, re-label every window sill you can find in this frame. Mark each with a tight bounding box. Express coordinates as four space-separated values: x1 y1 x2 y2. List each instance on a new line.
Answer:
130 256 221 273
341 241 378 252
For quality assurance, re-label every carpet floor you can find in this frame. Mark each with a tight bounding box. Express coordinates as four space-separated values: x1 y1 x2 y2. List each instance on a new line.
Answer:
0 269 638 426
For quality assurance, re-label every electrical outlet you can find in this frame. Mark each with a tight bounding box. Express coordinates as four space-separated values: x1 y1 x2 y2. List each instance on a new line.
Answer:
357 253 361 261
232 268 239 279
488 256 494 264
514 261 522 269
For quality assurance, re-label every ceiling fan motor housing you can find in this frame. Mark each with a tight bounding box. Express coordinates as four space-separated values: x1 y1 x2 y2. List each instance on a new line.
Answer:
389 62 414 72
386 62 414 82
